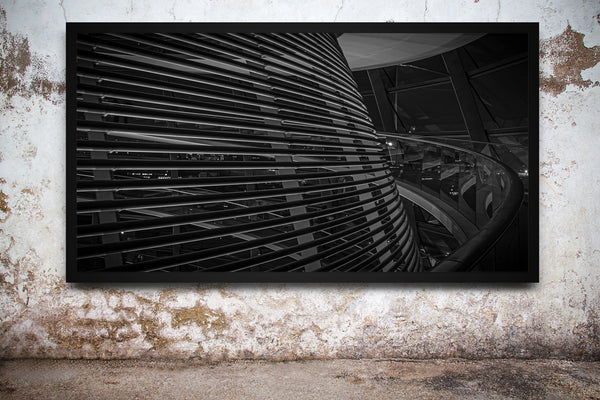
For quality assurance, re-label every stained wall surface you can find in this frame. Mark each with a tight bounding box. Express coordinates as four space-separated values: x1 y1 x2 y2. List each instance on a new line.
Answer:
0 0 599 360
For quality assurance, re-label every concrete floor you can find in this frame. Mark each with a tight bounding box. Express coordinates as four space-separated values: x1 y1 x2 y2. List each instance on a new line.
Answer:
0 359 599 399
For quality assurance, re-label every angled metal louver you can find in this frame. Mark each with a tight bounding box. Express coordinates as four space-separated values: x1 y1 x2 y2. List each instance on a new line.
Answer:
75 31 421 273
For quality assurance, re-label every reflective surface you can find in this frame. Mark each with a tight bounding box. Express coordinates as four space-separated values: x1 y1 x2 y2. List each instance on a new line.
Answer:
385 134 526 271
74 32 422 274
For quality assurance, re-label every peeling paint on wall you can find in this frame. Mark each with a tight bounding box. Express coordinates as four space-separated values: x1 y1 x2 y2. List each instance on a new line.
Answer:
0 1 600 361
0 8 65 106
540 25 600 95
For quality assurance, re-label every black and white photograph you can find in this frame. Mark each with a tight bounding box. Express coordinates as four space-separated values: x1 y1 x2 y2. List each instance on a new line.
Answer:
66 23 538 282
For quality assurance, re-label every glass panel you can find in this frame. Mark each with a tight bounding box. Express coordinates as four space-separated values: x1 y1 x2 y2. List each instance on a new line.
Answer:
421 144 441 197
439 147 460 208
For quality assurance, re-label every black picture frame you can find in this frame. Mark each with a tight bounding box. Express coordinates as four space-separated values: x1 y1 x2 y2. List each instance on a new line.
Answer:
66 22 539 283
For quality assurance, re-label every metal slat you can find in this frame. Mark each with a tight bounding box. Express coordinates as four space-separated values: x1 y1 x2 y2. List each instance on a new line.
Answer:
77 101 379 143
77 167 389 192
77 179 394 237
78 35 371 121
76 50 374 128
75 32 421 273
77 67 374 131
78 186 395 259
77 174 388 213
112 194 400 272
76 120 381 150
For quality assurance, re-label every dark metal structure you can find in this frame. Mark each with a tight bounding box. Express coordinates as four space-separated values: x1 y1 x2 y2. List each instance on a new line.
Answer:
74 32 422 273
69 26 535 280
384 135 524 272
355 33 530 272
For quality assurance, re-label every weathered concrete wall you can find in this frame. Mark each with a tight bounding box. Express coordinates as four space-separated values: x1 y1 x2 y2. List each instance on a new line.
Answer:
0 0 599 360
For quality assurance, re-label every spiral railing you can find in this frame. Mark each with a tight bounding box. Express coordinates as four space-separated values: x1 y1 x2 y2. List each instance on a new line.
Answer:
75 32 422 273
383 134 525 271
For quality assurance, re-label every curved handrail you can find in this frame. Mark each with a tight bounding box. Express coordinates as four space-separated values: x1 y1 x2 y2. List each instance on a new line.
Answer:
397 135 527 150
382 133 524 272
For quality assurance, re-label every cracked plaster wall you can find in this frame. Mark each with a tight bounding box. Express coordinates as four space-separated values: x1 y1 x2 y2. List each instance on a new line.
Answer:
0 0 599 360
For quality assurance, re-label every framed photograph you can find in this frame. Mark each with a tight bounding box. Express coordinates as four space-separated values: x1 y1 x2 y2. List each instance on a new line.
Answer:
66 22 538 282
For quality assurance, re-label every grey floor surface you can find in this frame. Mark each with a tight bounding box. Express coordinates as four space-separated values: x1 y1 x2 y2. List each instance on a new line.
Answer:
0 359 599 399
